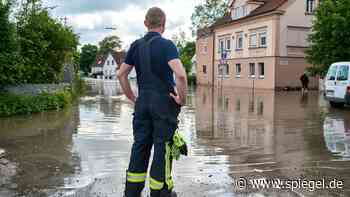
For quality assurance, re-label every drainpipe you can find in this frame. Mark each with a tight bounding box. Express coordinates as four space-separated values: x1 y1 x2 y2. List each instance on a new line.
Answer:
211 30 216 137
212 31 216 87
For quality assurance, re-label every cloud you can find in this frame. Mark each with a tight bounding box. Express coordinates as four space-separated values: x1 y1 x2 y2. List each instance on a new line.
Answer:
45 0 204 48
46 0 160 14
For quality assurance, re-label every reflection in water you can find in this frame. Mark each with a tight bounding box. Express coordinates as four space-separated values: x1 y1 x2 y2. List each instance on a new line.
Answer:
0 107 81 196
323 112 350 158
194 86 350 196
1 81 350 196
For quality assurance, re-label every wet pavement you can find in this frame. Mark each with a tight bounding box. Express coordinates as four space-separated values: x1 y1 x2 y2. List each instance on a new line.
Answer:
0 80 350 197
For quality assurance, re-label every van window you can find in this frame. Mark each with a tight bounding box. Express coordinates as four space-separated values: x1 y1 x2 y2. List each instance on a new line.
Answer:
327 66 337 80
336 65 349 81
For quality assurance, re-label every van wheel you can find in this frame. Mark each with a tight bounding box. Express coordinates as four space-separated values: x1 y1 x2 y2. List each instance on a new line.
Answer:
329 101 344 108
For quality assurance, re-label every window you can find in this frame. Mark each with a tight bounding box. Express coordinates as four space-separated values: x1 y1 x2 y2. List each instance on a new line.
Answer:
243 5 248 16
236 99 241 111
306 0 315 13
327 66 337 81
224 64 229 75
226 39 231 50
203 65 207 74
249 99 254 113
218 64 229 76
224 97 229 112
107 60 110 65
112 60 115 65
258 63 265 78
232 6 245 20
219 39 225 53
259 32 267 47
236 33 243 50
337 65 349 81
249 63 255 77
238 7 243 18
258 100 264 115
236 63 241 77
202 45 208 54
249 33 257 48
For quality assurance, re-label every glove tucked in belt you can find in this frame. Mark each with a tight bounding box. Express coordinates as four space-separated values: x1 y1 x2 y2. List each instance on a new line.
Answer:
171 130 188 160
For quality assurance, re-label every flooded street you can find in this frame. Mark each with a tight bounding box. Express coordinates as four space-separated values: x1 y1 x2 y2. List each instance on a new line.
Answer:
0 80 350 197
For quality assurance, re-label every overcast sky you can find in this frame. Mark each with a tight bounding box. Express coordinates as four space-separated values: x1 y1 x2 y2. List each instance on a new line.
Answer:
43 0 203 49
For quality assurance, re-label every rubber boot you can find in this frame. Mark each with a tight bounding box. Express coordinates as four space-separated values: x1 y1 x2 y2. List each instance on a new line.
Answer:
158 189 177 197
124 170 144 197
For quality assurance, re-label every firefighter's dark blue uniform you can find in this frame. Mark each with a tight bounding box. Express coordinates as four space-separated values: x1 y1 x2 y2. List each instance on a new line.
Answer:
124 32 181 197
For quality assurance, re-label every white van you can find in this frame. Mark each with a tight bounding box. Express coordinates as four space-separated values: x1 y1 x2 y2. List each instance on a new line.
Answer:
324 62 350 108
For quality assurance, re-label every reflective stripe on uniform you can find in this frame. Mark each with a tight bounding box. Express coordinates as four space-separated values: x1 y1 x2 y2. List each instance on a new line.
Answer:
165 142 174 189
149 177 164 190
127 172 147 183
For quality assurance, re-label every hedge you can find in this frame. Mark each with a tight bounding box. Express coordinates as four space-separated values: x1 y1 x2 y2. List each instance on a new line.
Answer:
0 90 72 117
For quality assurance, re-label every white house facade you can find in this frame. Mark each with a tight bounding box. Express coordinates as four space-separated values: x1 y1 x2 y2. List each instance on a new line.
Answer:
91 50 137 80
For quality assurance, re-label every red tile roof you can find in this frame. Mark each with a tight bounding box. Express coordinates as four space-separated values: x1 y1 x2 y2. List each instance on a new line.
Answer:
212 0 287 28
92 50 126 68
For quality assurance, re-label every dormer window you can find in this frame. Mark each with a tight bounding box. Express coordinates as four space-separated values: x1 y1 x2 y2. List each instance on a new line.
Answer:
306 0 315 13
231 5 248 20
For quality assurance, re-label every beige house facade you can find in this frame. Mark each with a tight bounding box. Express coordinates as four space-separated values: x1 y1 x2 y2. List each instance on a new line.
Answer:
196 0 320 89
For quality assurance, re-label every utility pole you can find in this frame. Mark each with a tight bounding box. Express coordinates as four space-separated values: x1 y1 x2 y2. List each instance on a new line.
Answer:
60 16 68 26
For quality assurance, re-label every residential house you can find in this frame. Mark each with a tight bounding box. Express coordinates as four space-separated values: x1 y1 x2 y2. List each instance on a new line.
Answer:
196 0 320 89
91 50 134 80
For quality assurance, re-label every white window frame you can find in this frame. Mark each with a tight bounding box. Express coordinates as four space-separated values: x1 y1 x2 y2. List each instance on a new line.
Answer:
238 7 243 18
236 63 241 78
259 32 267 48
249 63 256 78
232 6 244 20
249 33 257 48
236 33 243 50
306 0 315 13
243 5 248 16
218 39 225 54
234 7 239 19
224 64 229 76
258 62 265 79
218 64 229 77
226 38 231 51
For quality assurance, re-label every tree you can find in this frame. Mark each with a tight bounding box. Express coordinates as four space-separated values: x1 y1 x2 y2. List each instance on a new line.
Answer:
0 0 24 85
191 0 229 34
173 32 195 76
16 0 79 83
79 44 98 75
306 0 350 76
98 35 122 55
179 42 195 76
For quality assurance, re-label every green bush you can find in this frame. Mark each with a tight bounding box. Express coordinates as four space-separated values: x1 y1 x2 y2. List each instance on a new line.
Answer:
0 90 72 117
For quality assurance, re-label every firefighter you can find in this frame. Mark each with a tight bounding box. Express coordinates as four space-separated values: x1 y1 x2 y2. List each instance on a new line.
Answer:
117 7 188 197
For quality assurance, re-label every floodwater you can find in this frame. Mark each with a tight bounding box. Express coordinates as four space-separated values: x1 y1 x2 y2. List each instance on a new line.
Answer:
0 80 349 197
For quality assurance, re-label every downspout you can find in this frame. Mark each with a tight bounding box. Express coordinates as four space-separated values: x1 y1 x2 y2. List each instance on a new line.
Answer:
211 30 216 137
212 31 216 87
